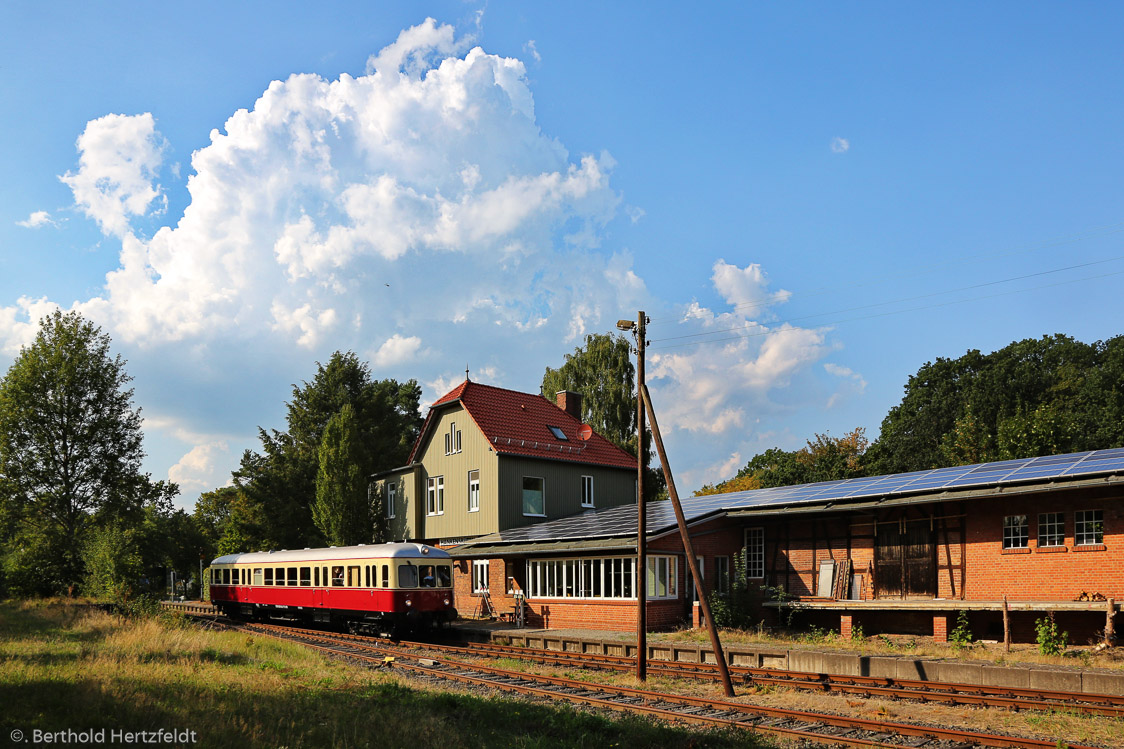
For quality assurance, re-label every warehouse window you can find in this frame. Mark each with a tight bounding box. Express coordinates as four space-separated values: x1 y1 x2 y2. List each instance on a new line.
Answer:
581 475 594 508
526 557 636 599
1038 512 1065 548
646 556 678 600
715 556 730 596
1076 510 1104 546
745 527 765 579
1003 515 1029 549
386 483 396 519
472 560 489 593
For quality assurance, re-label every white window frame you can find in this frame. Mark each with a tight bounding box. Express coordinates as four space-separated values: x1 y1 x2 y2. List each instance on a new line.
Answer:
581 475 594 508
472 560 489 594
745 527 765 579
1003 514 1028 549
645 555 678 600
522 476 546 517
526 557 637 599
687 556 704 602
1075 509 1104 546
468 469 480 512
427 476 445 516
1037 511 1063 547
715 556 730 596
444 421 462 455
386 483 396 519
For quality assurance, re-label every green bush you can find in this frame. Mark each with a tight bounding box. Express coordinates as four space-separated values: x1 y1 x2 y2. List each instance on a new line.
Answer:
1035 613 1068 656
949 610 973 651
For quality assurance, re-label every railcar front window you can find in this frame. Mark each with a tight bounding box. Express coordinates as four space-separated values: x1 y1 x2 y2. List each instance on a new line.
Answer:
420 566 437 587
332 566 344 586
436 565 451 587
398 564 418 588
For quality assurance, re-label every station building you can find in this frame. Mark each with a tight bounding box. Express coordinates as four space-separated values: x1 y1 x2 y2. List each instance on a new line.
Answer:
448 448 1124 642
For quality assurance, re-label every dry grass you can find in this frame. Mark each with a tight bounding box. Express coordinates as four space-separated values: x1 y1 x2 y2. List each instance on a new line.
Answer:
0 600 772 749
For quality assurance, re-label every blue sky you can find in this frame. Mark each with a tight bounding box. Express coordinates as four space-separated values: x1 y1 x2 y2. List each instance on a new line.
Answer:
3 2 1123 508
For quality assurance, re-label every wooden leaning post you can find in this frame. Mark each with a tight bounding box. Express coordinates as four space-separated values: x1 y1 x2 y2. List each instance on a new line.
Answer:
641 382 736 698
1002 595 1011 653
1107 598 1116 647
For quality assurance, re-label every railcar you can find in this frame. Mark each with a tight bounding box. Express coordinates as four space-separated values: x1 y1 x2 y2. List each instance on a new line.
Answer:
208 542 456 633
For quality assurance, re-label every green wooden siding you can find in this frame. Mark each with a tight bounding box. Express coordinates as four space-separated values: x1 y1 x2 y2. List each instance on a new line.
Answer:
497 457 635 530
415 405 500 540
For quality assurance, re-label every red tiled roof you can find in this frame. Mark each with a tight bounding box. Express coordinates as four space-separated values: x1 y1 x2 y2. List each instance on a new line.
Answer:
409 381 636 470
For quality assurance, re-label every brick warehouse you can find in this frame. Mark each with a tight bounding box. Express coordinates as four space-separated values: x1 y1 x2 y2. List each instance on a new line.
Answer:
448 448 1124 642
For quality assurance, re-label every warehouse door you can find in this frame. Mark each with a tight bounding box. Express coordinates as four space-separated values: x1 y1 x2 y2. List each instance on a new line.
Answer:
875 518 935 599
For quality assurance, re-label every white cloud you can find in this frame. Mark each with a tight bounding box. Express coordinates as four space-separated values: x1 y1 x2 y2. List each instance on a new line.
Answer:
16 210 55 229
711 259 790 314
371 333 423 368
648 261 831 435
824 362 867 408
59 113 166 237
524 40 542 63
168 440 231 492
0 297 60 355
831 136 850 154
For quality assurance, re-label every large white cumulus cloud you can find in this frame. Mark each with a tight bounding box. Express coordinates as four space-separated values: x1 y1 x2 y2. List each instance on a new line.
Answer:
21 19 625 355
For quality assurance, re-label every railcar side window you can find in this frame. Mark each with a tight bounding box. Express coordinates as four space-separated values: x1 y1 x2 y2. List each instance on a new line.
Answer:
347 566 360 586
254 568 262 586
437 565 451 587
332 566 344 586
398 564 418 588
381 565 389 588
223 569 230 585
364 565 371 587
287 567 297 586
300 567 311 586
264 568 273 585
314 567 319 586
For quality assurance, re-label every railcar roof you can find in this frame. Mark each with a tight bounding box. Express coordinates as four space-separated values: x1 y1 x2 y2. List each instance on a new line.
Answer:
211 543 449 566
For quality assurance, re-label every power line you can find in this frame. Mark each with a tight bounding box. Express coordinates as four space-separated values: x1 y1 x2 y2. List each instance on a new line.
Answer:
648 266 1124 352
648 221 1124 324
649 255 1124 344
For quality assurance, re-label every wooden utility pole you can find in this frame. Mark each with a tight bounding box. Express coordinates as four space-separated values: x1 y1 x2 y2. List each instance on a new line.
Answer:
618 312 648 681
635 311 648 680
642 382 736 697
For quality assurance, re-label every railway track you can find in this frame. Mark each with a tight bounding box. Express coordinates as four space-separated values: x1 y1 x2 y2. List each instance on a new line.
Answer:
236 621 1103 749
402 636 1124 718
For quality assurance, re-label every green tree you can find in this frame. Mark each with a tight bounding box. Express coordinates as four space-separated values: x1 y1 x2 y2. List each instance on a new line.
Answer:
312 404 371 545
224 352 422 551
0 311 175 594
82 523 143 601
542 333 635 448
698 429 868 494
867 334 1124 473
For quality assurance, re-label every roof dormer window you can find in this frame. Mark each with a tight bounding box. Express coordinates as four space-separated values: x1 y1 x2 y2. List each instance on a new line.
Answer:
547 425 567 441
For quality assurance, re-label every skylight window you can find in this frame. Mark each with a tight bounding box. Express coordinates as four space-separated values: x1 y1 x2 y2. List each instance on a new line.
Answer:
547 425 568 440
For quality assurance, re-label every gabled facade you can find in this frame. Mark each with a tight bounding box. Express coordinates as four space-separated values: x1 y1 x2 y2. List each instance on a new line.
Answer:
372 380 637 546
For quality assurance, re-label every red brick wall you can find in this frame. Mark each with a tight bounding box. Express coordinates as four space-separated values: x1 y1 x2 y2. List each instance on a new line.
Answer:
962 487 1123 601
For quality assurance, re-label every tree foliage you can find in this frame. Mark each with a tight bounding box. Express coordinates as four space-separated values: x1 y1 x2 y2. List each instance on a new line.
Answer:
699 333 1124 492
225 352 422 551
312 404 371 545
542 333 666 501
0 311 176 594
542 333 636 448
866 334 1124 473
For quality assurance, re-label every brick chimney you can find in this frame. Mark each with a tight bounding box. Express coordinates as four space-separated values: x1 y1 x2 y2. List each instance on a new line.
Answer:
555 390 583 420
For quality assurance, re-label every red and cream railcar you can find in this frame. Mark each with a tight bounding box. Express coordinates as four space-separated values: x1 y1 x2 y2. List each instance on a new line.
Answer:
209 543 456 632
